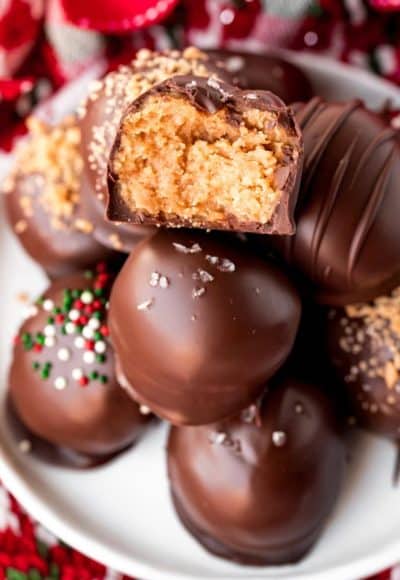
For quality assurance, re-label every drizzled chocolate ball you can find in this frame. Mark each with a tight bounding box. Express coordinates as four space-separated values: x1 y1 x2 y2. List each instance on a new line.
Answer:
109 229 301 425
207 49 313 104
327 288 400 439
167 377 345 565
9 265 151 461
4 117 110 278
272 98 400 305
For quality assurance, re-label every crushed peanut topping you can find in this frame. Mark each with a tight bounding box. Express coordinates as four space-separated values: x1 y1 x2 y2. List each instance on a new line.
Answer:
334 287 400 415
5 116 84 230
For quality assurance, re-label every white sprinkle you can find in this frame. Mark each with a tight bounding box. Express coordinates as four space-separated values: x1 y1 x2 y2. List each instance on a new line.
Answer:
217 259 235 273
72 368 83 380
140 405 151 415
19 439 31 453
214 432 227 445
54 377 67 390
88 318 100 330
68 309 80 321
246 93 258 100
186 80 197 89
65 322 76 335
44 324 56 337
81 291 94 304
207 77 221 90
82 326 94 340
137 299 154 311
192 287 206 299
83 351 95 364
44 336 55 348
205 254 219 265
193 269 214 284
74 336 85 349
42 299 54 312
173 242 202 254
159 275 169 289
149 272 160 287
272 430 287 447
94 341 106 354
58 348 71 362
241 405 257 423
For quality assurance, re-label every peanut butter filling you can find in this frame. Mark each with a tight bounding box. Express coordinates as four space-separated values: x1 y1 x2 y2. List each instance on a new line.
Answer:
111 95 297 227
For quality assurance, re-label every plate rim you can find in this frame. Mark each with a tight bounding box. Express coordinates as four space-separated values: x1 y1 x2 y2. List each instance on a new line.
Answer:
1 51 400 580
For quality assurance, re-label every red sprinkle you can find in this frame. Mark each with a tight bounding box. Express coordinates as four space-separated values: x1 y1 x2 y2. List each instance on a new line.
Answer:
13 335 20 345
74 299 84 309
100 325 109 336
84 305 94 315
55 314 65 324
79 316 88 325
79 376 89 387
85 340 95 351
93 300 102 310
33 344 42 352
96 262 107 273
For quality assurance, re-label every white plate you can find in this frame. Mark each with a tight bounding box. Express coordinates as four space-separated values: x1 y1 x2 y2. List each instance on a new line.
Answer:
0 52 400 580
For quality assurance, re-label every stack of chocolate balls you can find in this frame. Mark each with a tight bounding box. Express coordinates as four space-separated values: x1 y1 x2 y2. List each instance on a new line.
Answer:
3 45 400 566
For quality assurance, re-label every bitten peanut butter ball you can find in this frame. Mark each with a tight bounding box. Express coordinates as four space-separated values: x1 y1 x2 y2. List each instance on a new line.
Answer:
3 117 111 278
167 377 345 565
9 265 151 461
109 229 301 425
327 288 400 440
107 75 303 235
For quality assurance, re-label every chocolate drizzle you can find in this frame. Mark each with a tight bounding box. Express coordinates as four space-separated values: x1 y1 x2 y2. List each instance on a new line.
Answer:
272 98 400 305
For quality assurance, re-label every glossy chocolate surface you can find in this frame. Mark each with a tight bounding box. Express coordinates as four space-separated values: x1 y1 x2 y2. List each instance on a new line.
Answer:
167 377 345 565
109 229 301 425
207 49 313 104
9 267 151 458
272 97 400 305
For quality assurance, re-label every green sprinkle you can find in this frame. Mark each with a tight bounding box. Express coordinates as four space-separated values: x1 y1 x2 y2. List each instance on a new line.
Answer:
90 371 99 380
36 333 45 345
36 297 44 305
84 270 94 279
61 326 67 335
28 570 42 580
36 538 48 558
94 331 102 341
71 289 81 299
32 361 40 371
47 317 54 324
100 375 108 384
53 306 61 314
96 354 106 364
75 324 83 333
93 311 102 319
6 569 27 580
94 288 104 297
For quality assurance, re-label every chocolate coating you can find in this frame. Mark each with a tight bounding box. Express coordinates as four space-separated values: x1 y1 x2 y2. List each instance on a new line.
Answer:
109 229 301 425
271 97 400 305
108 74 303 235
327 289 400 440
3 118 112 278
79 168 154 253
207 49 313 104
167 377 345 565
5 172 110 279
9 267 151 458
